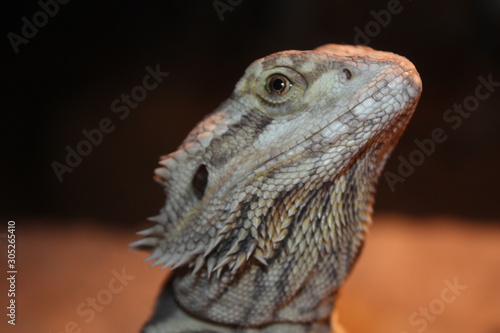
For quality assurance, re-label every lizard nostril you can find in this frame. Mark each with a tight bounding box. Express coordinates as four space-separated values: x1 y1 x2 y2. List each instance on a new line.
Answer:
342 68 352 80
192 164 208 200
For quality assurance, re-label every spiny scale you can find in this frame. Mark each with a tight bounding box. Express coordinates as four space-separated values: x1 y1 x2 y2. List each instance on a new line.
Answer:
137 44 422 332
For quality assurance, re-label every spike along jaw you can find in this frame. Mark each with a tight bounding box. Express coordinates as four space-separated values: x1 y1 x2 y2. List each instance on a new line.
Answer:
133 44 422 277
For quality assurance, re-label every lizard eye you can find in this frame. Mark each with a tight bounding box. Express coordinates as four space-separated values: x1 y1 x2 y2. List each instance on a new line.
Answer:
266 74 292 95
256 67 307 110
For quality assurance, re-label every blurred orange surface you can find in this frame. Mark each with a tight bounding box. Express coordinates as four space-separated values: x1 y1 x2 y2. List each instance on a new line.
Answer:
1 215 499 333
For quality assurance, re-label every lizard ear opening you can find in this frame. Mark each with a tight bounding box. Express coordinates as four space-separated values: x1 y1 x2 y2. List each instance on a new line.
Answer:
192 164 208 200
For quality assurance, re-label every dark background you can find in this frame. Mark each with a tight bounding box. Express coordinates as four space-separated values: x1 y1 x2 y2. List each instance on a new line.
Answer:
2 0 499 226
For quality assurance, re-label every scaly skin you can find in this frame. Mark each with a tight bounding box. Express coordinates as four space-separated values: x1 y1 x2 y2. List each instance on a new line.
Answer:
133 44 422 332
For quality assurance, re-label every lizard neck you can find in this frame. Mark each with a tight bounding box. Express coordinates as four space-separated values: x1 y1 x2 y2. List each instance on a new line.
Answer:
169 145 386 329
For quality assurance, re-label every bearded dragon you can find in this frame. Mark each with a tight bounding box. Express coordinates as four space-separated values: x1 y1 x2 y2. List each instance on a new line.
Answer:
133 44 422 332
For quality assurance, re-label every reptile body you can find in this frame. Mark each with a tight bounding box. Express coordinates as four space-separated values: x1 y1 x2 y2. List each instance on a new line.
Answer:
134 44 422 332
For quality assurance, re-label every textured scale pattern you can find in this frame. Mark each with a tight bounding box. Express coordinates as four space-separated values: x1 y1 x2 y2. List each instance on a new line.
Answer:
134 44 422 332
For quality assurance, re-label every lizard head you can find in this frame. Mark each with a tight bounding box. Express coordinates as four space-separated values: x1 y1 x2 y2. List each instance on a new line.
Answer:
133 44 422 278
